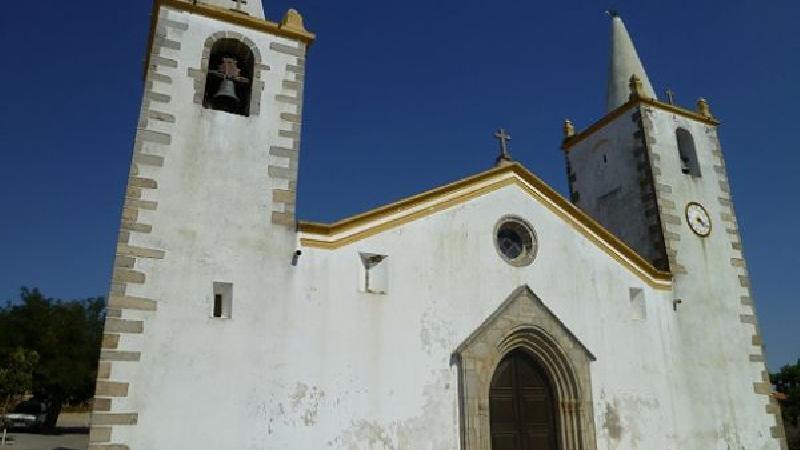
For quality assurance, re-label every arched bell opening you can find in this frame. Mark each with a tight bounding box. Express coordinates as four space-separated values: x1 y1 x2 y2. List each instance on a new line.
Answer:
203 38 255 116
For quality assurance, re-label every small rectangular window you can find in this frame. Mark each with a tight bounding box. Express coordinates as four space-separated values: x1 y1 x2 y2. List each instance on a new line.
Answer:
212 282 233 318
629 287 646 321
359 253 388 294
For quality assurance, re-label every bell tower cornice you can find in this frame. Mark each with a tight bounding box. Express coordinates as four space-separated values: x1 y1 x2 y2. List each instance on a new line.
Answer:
561 95 719 151
143 0 314 79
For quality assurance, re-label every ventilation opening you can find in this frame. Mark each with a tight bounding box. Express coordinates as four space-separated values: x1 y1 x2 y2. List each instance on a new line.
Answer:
212 282 233 318
676 128 701 177
203 39 255 116
359 253 388 294
629 287 646 321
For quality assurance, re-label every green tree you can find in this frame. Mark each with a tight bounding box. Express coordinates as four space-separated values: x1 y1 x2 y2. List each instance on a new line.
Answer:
0 347 40 430
0 288 104 429
772 359 800 450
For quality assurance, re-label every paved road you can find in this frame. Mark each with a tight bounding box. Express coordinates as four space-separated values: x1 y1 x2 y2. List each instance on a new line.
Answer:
0 431 88 450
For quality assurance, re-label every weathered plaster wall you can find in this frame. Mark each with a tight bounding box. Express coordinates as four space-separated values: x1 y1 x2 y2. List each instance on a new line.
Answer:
291 184 681 450
567 110 667 268
641 106 785 450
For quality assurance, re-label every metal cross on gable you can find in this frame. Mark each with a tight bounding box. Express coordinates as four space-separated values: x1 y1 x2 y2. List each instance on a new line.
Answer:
665 88 675 105
494 128 513 165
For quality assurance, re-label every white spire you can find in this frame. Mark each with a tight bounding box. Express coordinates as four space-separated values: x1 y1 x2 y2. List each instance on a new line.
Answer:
606 14 656 111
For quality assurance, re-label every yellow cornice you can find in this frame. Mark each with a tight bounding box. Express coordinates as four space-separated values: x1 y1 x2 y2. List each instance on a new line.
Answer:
298 163 673 290
162 0 314 43
561 97 720 151
143 0 315 79
643 97 720 125
298 165 511 236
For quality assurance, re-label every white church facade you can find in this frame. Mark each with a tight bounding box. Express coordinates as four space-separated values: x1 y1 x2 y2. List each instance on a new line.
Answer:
89 1 787 450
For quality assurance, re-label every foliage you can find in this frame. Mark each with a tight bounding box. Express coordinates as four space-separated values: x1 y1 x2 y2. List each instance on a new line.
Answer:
0 287 104 429
772 359 800 450
0 347 40 426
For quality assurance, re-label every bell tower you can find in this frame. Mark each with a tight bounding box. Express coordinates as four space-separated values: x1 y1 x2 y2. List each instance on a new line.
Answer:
89 1 315 449
561 13 787 450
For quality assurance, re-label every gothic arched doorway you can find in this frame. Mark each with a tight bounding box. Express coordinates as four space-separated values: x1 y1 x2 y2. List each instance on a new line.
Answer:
490 349 558 450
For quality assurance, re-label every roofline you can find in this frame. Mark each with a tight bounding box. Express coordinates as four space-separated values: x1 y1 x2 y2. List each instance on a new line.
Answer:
562 97 719 151
298 164 512 235
298 162 673 290
143 0 315 80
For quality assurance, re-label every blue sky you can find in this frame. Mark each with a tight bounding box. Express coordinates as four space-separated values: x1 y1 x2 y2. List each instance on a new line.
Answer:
0 1 797 369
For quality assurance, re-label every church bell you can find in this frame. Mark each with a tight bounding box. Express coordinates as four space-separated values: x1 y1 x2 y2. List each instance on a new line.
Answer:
212 79 239 111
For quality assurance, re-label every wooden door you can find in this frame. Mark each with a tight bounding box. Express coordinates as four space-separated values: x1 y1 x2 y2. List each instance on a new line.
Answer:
490 350 557 450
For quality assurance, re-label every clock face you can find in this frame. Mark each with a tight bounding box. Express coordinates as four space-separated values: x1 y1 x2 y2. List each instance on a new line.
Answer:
686 202 712 237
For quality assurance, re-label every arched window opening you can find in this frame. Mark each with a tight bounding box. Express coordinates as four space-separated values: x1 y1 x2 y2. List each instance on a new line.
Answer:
203 39 255 116
490 349 559 450
676 128 701 177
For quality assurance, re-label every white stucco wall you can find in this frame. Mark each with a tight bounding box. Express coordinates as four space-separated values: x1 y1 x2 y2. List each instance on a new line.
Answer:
118 156 695 450
640 107 775 450
292 184 681 450
567 111 662 265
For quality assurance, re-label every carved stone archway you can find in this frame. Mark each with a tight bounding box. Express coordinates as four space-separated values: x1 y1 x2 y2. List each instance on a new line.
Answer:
453 286 597 450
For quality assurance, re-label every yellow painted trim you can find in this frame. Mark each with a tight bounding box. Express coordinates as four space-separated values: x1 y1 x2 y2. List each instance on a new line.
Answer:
560 100 637 151
298 163 673 290
644 97 719 125
162 0 314 43
300 179 511 249
299 165 511 236
143 0 315 79
561 97 720 151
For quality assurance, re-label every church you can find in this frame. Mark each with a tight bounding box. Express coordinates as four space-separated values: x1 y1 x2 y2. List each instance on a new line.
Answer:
89 1 787 450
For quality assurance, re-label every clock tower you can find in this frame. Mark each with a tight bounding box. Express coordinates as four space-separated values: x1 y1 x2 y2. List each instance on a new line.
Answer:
562 14 786 450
